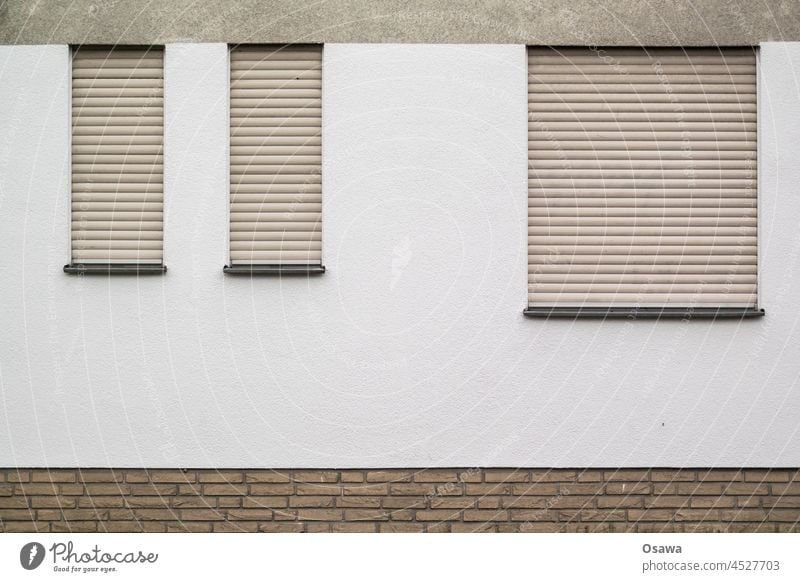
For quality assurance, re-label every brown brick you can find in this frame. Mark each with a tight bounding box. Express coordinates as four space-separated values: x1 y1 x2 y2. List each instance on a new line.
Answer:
380 522 425 532
413 470 460 483
577 470 604 482
719 509 769 521
485 470 529 483
293 471 338 483
14 483 59 496
289 496 334 508
79 497 124 508
690 497 736 509
5 471 30 483
745 470 790 482
597 496 643 509
465 483 514 496
381 496 426 509
335 496 381 508
213 522 257 532
629 509 677 521
771 483 800 496
117 509 176 521
452 522 496 532
651 470 695 482
366 471 413 483
332 522 378 532
30 497 77 509
245 472 291 484
198 471 244 483
124 496 168 508
503 496 550 509
1 522 45 532
570 509 627 522
151 471 195 483
171 496 214 509
604 470 649 482
340 471 364 483
343 484 390 496
31 470 76 483
294 509 343 521
724 483 770 495
124 471 153 483
674 509 722 521
415 510 461 521
676 483 725 495
203 484 248 496
606 483 650 495
344 509 389 521
531 470 577 482
763 496 800 508
165 522 209 533
697 470 742 482
645 496 690 509
77 470 124 483
0 509 36 520
251 484 295 495
179 509 225 521
130 484 178 496
509 509 558 522
512 483 559 496
463 510 508 522
226 509 273 520
478 497 502 509
258 523 304 533
243 496 288 509
52 521 97 532
84 484 131 495
430 497 475 509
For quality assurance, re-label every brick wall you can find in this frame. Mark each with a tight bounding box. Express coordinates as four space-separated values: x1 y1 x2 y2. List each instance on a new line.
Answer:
1 469 798 533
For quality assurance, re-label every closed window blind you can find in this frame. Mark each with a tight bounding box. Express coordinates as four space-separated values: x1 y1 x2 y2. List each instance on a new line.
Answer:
71 46 164 264
229 45 322 266
528 47 757 308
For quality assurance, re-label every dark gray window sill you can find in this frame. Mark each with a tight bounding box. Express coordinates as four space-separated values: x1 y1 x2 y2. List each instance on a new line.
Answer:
523 307 765 319
223 264 326 276
63 264 167 275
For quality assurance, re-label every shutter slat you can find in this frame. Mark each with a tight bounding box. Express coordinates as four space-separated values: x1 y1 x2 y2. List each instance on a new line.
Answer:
528 46 757 308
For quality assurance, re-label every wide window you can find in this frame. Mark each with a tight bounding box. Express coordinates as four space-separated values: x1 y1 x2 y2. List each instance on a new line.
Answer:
225 44 324 275
66 46 165 274
526 47 760 318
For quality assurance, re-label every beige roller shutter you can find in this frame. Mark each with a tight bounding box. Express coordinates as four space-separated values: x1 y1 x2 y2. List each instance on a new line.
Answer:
528 47 757 309
71 46 164 264
229 45 322 266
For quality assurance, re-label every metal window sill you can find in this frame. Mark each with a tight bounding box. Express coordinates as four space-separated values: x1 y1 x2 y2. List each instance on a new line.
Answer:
223 264 326 276
523 307 765 319
63 264 167 275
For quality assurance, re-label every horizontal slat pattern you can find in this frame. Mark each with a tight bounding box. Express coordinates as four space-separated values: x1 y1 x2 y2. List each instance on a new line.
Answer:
71 47 163 264
230 45 323 265
528 47 757 307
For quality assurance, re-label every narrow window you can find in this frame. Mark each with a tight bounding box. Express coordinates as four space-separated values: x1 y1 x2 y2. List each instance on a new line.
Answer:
225 44 324 275
525 47 761 318
66 46 165 274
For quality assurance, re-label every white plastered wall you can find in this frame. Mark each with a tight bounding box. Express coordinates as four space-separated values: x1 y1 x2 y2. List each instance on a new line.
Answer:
0 43 798 468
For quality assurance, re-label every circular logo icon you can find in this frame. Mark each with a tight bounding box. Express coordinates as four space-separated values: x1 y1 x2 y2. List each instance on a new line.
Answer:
19 542 45 570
